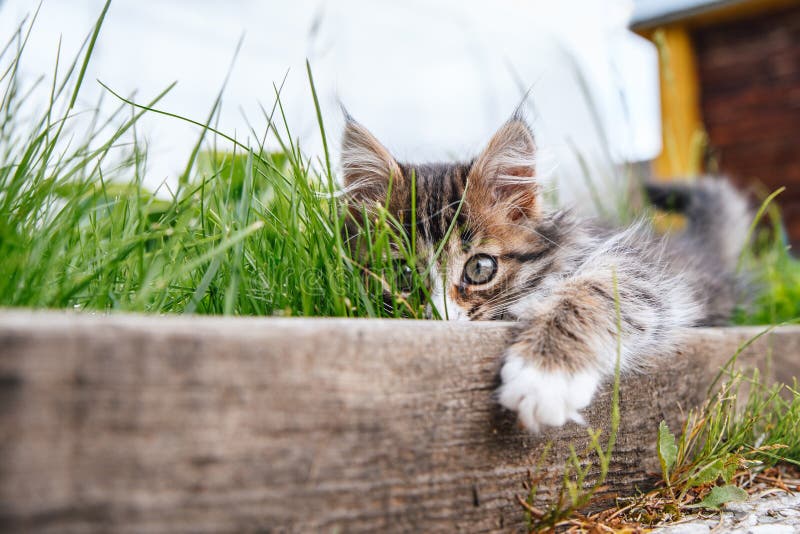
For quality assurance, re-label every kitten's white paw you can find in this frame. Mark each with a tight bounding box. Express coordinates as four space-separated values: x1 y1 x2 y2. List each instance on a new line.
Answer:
497 352 600 433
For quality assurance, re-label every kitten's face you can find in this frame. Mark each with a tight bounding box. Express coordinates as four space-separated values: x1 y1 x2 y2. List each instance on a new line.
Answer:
342 118 548 320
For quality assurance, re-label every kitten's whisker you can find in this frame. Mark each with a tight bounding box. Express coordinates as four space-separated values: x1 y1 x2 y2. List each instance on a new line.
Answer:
478 291 530 313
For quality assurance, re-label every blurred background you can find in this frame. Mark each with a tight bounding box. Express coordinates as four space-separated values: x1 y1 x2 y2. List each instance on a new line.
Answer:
0 0 797 244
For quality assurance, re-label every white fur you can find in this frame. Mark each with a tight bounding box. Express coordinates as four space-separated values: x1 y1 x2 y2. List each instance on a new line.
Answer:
498 352 600 433
428 265 469 321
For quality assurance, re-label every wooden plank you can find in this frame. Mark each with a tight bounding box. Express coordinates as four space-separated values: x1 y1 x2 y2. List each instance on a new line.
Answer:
0 311 798 533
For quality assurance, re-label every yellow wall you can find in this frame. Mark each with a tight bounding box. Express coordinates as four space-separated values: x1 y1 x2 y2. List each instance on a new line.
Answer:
649 26 704 179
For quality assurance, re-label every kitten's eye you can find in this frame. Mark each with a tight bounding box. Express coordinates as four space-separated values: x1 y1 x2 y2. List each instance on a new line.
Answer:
463 254 497 285
394 261 415 292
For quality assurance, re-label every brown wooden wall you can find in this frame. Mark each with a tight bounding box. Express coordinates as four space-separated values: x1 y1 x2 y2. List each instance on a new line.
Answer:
692 6 800 248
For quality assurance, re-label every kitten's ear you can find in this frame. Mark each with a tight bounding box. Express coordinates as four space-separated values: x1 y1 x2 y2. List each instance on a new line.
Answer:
470 118 539 220
341 118 404 205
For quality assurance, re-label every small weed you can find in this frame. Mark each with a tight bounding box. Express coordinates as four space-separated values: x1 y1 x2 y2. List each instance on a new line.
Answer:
529 327 800 532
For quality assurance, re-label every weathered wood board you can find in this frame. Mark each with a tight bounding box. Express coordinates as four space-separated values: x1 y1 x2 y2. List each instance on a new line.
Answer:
0 311 798 532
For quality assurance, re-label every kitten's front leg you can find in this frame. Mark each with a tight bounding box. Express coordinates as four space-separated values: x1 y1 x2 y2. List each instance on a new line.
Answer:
498 352 600 433
498 272 648 433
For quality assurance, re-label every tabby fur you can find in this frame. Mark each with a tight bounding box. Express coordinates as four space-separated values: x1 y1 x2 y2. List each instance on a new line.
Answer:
340 115 750 432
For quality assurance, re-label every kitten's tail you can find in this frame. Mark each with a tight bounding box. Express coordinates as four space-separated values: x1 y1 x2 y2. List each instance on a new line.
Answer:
644 178 752 269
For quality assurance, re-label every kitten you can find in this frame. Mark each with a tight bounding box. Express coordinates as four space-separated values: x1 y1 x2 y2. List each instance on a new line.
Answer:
340 114 751 433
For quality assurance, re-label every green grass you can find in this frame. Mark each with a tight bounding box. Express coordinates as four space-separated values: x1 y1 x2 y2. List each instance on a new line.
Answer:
734 201 800 325
1 5 797 324
0 7 435 318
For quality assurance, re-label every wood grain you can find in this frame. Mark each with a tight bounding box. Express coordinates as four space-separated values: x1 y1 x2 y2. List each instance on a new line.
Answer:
0 311 797 533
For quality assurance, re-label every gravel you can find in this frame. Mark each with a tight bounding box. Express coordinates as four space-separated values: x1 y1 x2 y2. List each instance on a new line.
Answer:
655 492 800 534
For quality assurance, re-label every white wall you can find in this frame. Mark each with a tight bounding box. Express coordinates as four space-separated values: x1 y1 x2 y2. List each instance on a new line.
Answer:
0 0 660 210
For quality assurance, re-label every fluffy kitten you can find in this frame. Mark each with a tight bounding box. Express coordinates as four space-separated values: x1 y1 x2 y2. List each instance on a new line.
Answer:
340 115 751 433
